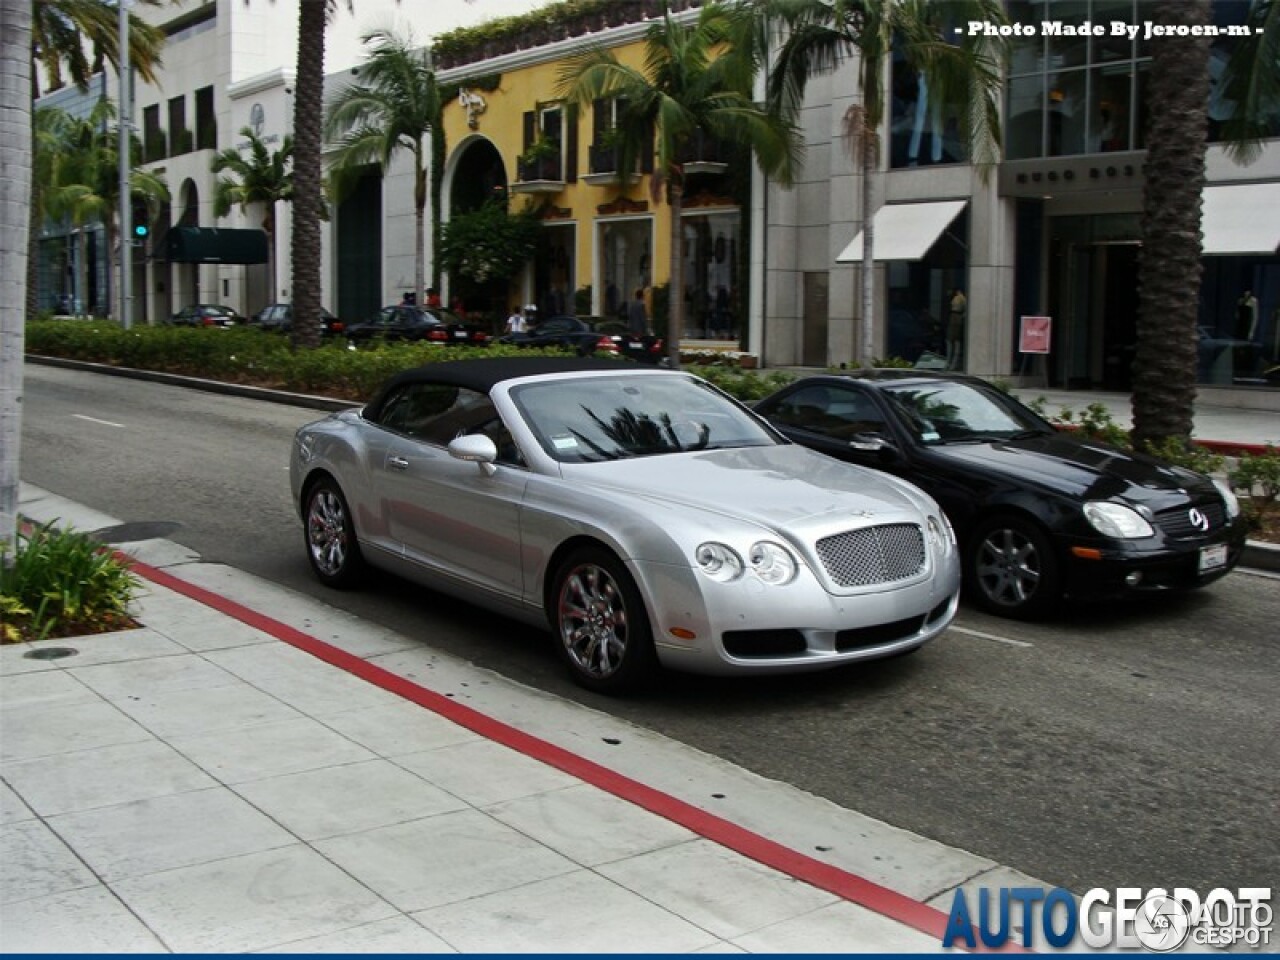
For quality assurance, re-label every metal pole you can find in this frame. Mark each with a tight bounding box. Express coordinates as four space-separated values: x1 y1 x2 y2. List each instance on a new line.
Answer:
118 0 132 329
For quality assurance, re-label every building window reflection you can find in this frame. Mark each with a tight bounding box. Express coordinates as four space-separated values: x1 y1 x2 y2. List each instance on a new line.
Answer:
1005 0 1276 160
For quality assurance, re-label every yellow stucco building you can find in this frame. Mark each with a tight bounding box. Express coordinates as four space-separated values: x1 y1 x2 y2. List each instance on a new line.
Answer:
436 26 746 341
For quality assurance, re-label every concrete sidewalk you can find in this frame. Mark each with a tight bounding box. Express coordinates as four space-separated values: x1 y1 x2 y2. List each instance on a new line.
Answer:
3 485 1044 954
1008 387 1280 451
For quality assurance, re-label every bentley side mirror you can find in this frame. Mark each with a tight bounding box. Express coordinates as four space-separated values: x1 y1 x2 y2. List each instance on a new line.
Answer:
449 434 498 476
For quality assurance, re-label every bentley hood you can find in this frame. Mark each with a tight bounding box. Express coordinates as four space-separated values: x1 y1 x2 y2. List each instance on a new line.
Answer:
561 444 938 531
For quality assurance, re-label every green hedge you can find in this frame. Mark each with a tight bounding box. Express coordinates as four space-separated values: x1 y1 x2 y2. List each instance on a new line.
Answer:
25 319 794 404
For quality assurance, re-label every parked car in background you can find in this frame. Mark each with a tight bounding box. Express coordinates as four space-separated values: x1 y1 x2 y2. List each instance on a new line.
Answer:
346 305 489 347
169 304 245 328
251 303 346 338
291 358 960 692
500 314 664 364
754 372 1246 618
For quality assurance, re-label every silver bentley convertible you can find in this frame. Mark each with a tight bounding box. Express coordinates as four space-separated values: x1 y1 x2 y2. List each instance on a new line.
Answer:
290 358 961 692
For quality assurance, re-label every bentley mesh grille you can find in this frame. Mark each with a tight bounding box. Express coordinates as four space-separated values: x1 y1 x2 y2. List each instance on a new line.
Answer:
816 523 926 588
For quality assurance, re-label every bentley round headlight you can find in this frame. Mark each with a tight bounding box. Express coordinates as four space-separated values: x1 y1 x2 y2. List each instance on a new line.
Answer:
1084 501 1154 539
928 514 955 551
1212 476 1241 518
748 541 798 585
695 542 744 581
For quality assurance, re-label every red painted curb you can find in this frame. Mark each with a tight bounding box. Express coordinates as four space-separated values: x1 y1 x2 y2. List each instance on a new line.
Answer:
122 555 1027 954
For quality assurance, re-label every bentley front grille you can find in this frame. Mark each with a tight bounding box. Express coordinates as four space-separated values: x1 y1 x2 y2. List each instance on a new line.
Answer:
815 523 926 588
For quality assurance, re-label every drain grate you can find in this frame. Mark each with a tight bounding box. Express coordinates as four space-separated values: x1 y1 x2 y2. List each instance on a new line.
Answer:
88 521 182 544
24 647 80 661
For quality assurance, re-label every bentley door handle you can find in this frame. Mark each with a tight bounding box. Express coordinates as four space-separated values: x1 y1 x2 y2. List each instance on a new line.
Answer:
388 456 410 470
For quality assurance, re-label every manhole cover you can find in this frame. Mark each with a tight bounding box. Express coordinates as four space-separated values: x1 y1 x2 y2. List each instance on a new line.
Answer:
24 647 79 661
88 521 183 544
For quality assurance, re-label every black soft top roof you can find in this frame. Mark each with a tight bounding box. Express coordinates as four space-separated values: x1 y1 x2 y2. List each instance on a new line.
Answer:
363 356 649 419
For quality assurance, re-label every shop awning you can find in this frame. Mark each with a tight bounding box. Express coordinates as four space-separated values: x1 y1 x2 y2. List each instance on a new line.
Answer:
1201 184 1280 255
166 227 268 264
836 200 967 262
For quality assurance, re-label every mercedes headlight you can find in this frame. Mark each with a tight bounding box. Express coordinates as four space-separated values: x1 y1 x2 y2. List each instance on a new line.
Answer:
1084 501 1154 539
748 541 798 585
695 542 744 581
1212 476 1241 518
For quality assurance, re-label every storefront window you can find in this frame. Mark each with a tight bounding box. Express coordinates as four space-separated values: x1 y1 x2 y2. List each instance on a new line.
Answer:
535 223 574 318
1198 257 1280 386
679 211 740 339
600 218 652 324
885 208 969 368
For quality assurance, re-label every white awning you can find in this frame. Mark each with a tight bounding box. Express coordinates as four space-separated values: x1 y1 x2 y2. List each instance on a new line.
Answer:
1201 183 1280 256
836 200 967 263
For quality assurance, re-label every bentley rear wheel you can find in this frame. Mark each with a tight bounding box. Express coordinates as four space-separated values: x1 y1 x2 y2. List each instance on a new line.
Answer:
304 477 364 588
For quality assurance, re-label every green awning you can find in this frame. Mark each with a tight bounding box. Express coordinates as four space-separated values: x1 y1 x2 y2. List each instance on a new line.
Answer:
166 227 268 264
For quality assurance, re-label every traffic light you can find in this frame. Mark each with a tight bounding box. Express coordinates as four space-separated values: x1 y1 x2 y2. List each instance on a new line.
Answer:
130 199 150 247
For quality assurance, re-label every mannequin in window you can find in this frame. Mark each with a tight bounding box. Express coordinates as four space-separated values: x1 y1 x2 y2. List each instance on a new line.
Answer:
946 289 967 370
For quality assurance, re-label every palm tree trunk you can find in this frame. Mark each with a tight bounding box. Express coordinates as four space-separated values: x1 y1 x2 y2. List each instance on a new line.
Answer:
414 162 427 304
289 0 325 350
1131 0 1211 450
1 0 33 556
262 205 275 305
859 132 875 365
667 179 684 369
76 230 89 316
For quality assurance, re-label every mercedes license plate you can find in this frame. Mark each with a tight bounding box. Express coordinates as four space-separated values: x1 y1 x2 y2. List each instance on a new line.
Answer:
1198 543 1228 572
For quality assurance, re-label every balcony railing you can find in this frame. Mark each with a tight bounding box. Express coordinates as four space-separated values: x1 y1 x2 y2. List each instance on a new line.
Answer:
513 150 565 193
677 130 729 173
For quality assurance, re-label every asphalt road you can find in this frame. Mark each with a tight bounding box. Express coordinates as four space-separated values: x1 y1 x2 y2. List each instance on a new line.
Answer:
19 361 1280 895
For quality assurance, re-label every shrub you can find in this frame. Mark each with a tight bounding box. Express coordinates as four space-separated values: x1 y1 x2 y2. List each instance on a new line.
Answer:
1138 436 1224 476
1230 446 1280 531
693 365 795 402
1 523 140 643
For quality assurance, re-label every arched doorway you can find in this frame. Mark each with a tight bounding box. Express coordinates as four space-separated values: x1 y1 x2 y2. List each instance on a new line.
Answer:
444 136 509 320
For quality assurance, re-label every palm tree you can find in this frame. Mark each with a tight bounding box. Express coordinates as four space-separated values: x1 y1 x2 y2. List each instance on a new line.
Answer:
44 99 168 317
27 0 166 320
559 2 802 368
325 29 442 309
1 0 33 559
32 0 165 98
290 0 357 349
1129 1 1213 451
763 0 1006 365
212 126 294 307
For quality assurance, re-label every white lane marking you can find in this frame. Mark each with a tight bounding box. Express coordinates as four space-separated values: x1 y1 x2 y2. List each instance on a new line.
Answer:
949 624 1034 648
71 414 125 428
